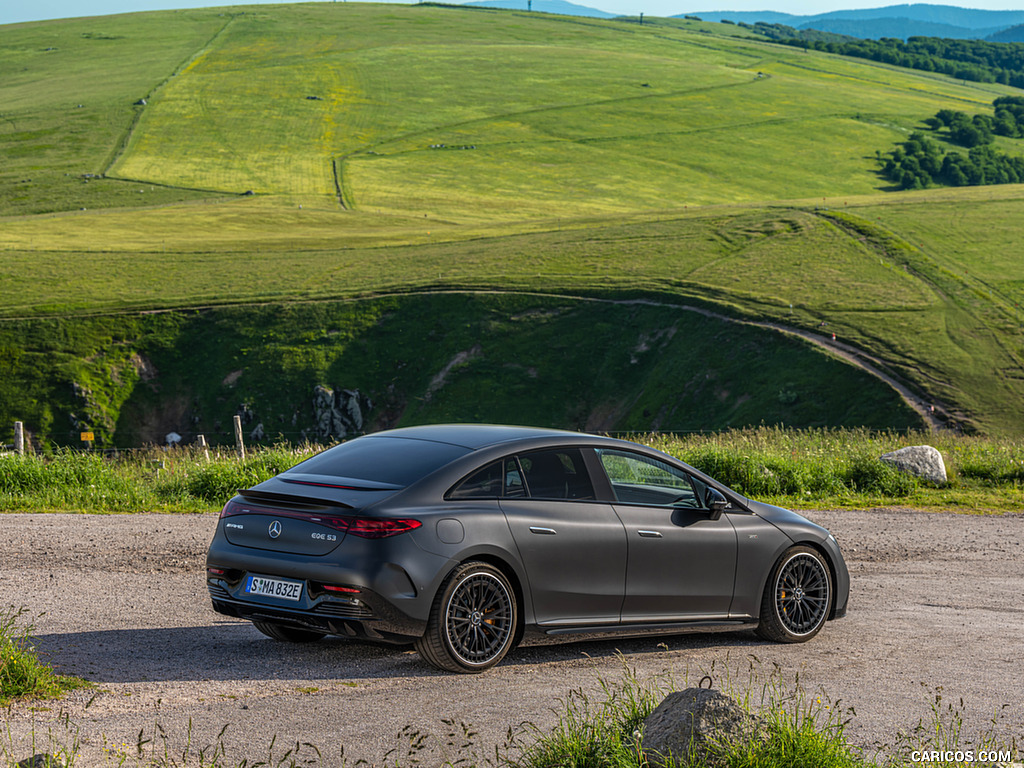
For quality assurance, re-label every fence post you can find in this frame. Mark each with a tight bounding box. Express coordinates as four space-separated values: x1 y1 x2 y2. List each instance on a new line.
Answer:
233 415 245 460
197 434 211 462
14 421 24 455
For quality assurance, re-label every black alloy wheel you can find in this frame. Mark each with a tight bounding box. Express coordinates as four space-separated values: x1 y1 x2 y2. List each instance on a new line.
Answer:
756 546 832 643
416 562 517 673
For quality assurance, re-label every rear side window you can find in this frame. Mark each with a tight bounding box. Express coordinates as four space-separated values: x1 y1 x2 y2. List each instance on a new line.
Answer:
290 437 470 487
447 450 596 500
519 448 595 500
448 461 503 499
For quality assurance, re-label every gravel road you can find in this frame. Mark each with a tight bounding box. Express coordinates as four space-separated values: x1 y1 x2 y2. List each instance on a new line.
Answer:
2 508 1022 766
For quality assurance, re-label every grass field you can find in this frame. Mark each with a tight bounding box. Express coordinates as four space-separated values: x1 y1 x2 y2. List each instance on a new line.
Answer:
3 2 1024 441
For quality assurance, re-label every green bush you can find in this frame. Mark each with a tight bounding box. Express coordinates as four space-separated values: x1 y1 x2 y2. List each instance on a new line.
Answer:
842 455 917 496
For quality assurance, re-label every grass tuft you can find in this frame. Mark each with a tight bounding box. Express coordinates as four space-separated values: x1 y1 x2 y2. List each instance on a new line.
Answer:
0 607 89 706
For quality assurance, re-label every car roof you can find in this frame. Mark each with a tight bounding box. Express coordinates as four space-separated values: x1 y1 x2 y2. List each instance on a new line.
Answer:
361 424 589 451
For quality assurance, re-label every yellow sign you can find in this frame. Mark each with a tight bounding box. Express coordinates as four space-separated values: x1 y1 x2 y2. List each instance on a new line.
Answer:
80 432 95 442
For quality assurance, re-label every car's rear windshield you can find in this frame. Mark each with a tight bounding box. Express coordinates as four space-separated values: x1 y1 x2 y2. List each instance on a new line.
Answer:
288 436 471 487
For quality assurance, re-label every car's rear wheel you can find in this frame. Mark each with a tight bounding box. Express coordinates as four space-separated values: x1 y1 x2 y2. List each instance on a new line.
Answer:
253 621 327 643
756 546 832 643
415 561 517 673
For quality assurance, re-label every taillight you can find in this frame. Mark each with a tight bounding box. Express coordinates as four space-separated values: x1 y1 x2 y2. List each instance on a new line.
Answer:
219 500 421 539
220 498 256 518
346 518 422 539
314 515 423 539
322 584 361 594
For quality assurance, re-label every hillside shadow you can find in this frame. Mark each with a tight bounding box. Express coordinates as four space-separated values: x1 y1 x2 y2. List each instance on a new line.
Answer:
33 621 765 683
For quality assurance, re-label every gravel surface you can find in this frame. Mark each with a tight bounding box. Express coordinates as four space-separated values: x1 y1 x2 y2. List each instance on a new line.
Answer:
2 508 1022 766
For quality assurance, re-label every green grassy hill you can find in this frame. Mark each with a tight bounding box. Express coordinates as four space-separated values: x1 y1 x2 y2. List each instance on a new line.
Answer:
2 3 1024 445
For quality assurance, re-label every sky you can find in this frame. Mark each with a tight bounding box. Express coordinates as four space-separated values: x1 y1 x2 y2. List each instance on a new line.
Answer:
4 0 1024 26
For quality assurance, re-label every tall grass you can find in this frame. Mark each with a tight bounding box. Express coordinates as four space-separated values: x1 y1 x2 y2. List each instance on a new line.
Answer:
641 426 1024 511
0 444 318 513
3 428 1024 513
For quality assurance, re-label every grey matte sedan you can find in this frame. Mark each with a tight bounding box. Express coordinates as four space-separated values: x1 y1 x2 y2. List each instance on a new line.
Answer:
206 424 849 673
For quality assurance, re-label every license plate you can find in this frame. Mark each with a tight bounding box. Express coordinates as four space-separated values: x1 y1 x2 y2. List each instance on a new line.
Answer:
246 575 303 602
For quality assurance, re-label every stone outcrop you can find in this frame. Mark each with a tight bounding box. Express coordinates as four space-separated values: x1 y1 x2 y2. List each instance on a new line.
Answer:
313 385 372 440
641 688 766 768
880 445 947 485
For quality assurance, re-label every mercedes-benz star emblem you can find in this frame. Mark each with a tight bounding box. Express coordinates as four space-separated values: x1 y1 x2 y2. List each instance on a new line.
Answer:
268 520 282 539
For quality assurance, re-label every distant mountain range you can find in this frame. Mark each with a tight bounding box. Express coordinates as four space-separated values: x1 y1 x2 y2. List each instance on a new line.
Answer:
458 1 1024 41
460 0 616 18
685 4 1024 40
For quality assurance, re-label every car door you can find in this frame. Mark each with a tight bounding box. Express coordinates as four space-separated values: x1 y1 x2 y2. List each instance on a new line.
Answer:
499 448 628 626
594 448 738 621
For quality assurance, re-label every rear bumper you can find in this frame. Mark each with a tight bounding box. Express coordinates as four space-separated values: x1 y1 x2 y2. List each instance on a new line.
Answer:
209 579 425 643
205 522 455 643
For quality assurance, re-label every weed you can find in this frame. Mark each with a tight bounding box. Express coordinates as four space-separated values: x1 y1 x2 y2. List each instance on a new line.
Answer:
0 607 89 705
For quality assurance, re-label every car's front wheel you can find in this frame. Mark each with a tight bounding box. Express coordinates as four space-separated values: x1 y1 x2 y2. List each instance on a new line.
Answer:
415 561 517 673
253 621 327 643
756 546 832 643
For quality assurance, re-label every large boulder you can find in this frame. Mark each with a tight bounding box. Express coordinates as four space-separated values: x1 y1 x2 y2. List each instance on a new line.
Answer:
880 445 947 485
641 688 765 768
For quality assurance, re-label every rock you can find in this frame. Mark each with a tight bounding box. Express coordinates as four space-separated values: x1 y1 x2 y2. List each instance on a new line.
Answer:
880 445 947 485
237 403 255 425
165 432 181 445
18 755 67 768
641 688 766 768
250 423 265 441
312 385 373 440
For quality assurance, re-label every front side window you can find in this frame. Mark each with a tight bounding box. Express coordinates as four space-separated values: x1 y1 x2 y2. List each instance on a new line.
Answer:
596 449 700 508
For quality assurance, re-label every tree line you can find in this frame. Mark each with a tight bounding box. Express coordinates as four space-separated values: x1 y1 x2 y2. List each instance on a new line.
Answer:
880 97 1024 189
729 21 1024 88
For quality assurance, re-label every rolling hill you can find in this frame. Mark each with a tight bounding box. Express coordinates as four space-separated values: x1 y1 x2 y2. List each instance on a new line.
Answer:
3 2 1024 445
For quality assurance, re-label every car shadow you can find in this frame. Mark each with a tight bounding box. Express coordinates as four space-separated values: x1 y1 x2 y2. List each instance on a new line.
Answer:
33 620 768 684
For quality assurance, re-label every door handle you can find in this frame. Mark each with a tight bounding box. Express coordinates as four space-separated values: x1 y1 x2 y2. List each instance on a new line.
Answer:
529 526 556 535
637 530 663 538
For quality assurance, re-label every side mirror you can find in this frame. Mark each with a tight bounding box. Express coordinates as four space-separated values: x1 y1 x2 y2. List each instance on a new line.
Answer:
705 488 728 521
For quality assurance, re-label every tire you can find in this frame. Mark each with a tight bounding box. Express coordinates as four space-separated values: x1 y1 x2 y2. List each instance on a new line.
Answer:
756 546 832 643
415 562 517 673
253 621 327 643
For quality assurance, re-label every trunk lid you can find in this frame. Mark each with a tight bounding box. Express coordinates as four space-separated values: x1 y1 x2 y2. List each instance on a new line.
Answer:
220 494 355 555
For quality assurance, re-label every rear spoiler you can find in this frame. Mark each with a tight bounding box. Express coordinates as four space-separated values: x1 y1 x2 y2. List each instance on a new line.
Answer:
236 488 355 510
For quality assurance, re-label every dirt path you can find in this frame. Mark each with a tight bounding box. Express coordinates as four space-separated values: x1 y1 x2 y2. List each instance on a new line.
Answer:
2 508 1022 766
